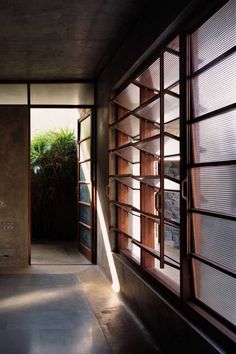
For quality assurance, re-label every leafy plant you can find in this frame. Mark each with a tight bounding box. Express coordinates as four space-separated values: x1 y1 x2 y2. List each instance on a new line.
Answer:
31 129 77 241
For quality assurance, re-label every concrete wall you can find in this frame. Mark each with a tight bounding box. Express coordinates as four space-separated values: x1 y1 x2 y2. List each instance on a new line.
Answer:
0 106 29 266
96 0 234 352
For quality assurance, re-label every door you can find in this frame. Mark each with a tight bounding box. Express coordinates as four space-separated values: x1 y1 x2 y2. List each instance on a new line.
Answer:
77 111 95 262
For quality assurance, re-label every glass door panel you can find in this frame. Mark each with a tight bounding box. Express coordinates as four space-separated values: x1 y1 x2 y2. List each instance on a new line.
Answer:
77 111 94 261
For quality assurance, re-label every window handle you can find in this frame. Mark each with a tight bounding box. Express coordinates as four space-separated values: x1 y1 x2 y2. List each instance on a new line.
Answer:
155 191 161 210
181 178 187 201
106 184 110 198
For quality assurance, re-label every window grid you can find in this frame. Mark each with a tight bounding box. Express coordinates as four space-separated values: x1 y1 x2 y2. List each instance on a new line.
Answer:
109 38 181 294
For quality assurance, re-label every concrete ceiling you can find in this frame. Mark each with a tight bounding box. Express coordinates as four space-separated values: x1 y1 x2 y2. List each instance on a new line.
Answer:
0 0 147 81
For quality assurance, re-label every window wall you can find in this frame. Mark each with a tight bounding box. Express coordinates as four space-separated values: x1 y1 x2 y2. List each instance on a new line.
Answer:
109 0 236 331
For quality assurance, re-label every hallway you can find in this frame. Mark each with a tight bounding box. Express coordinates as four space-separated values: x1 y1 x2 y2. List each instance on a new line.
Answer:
31 242 90 265
0 266 160 354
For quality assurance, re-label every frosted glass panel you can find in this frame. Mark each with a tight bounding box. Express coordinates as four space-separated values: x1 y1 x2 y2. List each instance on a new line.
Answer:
79 204 91 225
136 136 160 156
191 165 236 216
136 58 160 91
80 225 91 248
164 94 179 122
192 53 236 117
164 160 180 180
192 213 236 272
79 161 91 181
164 136 179 156
115 146 140 163
0 84 27 104
79 139 90 161
114 115 140 138
79 184 91 203
192 110 236 163
164 51 179 88
31 83 94 105
80 116 91 140
164 224 180 262
128 212 141 241
136 99 160 123
164 178 180 191
191 0 236 71
164 191 180 223
115 84 140 111
165 119 179 137
193 260 236 325
167 36 179 52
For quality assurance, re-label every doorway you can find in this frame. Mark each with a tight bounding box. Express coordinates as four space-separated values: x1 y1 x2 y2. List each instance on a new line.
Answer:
30 108 95 265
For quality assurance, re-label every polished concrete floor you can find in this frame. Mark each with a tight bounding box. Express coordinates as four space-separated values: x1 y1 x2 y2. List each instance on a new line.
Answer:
0 265 161 354
31 242 90 265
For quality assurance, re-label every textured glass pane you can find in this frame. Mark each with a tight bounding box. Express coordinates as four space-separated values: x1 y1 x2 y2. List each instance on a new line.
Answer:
79 139 90 161
164 160 180 180
167 36 179 52
79 184 91 203
115 84 140 111
164 136 179 156
137 176 160 189
136 136 160 156
164 224 180 262
165 119 179 137
79 161 91 181
79 204 91 225
80 224 91 248
193 260 236 325
165 191 180 223
114 115 140 138
191 165 236 215
115 146 140 163
164 94 179 122
0 84 27 104
126 238 141 263
192 0 236 71
80 116 91 140
128 212 141 241
192 53 236 117
192 213 236 272
31 83 94 105
115 176 140 189
136 58 160 91
192 110 236 163
164 178 180 191
169 84 179 94
164 51 179 89
136 99 160 123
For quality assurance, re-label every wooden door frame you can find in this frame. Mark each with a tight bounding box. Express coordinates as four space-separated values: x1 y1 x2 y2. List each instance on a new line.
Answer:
77 109 97 263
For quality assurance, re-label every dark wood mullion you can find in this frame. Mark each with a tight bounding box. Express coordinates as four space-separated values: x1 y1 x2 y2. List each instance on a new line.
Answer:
165 47 180 57
189 160 236 168
188 103 236 124
113 92 160 117
160 50 165 268
180 32 192 300
190 252 236 278
164 89 180 99
190 45 236 79
114 229 180 270
190 208 236 221
78 221 91 229
116 105 129 252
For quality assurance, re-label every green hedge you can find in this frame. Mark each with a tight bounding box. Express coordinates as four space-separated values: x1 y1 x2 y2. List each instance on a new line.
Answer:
31 129 77 241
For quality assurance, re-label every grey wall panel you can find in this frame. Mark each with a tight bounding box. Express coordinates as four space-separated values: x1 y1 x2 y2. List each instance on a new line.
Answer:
0 106 29 266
